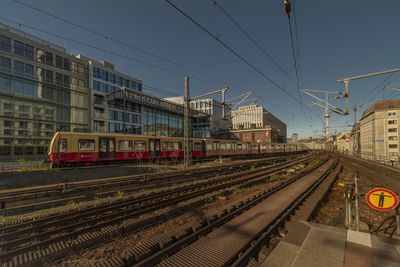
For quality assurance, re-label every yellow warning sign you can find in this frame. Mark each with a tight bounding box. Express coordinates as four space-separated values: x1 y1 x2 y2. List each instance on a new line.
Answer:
366 188 399 211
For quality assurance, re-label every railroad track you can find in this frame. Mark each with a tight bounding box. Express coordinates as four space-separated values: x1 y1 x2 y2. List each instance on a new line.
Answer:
105 156 340 267
0 152 310 215
340 154 400 194
0 154 319 266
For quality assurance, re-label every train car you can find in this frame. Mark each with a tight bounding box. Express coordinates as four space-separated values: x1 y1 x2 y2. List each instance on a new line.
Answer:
48 131 300 167
48 132 205 167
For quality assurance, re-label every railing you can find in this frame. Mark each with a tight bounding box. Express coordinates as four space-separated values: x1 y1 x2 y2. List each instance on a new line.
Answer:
0 22 65 52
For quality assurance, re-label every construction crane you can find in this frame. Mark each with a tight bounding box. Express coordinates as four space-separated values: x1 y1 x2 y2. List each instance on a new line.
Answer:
337 68 400 115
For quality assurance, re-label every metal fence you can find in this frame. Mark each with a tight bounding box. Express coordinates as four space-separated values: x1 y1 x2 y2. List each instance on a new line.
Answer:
339 151 400 169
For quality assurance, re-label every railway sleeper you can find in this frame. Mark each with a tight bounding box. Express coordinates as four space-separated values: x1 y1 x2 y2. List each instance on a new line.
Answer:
0 156 320 265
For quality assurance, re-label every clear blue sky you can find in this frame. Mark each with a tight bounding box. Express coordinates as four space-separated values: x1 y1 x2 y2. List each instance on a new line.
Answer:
2 0 400 138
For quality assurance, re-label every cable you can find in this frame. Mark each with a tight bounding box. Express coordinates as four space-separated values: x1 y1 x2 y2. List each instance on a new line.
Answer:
12 0 243 94
292 0 303 88
355 73 396 105
164 0 322 123
213 0 299 88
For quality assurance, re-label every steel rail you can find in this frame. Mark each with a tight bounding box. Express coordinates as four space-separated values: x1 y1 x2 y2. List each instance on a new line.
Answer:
0 155 317 261
127 157 332 267
230 158 339 266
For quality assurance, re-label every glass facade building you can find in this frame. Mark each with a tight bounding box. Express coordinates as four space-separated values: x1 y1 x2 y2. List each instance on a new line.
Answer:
106 88 209 138
0 23 90 160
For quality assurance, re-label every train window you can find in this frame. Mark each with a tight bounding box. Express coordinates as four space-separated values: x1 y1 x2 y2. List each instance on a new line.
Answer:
220 143 226 150
251 144 258 150
134 140 146 151
78 139 95 151
60 139 67 152
206 142 212 150
163 141 173 150
174 142 182 150
214 142 219 150
119 140 132 151
226 143 232 150
237 144 242 150
194 142 201 150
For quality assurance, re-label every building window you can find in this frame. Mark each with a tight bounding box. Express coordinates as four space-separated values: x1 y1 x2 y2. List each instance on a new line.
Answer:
1 56 11 70
389 136 398 141
389 152 399 157
55 55 63 68
56 72 63 85
25 64 34 76
388 128 398 132
14 60 24 74
388 120 397 124
25 45 33 60
45 69 53 82
389 144 398 149
63 58 70 71
388 112 397 116
78 139 95 151
45 52 53 66
72 61 78 73
14 40 24 56
0 35 10 52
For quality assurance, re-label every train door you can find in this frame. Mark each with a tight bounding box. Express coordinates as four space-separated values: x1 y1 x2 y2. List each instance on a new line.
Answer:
201 140 206 157
99 137 115 159
149 139 161 157
214 142 219 155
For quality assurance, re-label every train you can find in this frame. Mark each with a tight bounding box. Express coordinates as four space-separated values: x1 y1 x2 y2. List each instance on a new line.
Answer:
48 132 304 167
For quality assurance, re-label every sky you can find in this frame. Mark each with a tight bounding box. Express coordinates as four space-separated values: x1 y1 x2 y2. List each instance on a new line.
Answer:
1 0 400 138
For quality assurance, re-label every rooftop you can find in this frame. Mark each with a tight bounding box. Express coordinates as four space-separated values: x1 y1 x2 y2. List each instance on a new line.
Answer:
361 99 400 119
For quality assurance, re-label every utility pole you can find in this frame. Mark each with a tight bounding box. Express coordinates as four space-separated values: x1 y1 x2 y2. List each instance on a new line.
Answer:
337 68 400 115
183 77 228 167
184 76 191 167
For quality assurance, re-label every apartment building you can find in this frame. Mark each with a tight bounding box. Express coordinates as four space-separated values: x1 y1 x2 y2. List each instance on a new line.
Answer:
0 23 90 160
336 131 351 154
360 99 400 164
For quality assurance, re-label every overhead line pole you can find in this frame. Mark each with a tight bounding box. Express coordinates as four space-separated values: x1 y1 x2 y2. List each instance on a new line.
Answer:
184 76 191 167
184 79 229 167
337 68 400 114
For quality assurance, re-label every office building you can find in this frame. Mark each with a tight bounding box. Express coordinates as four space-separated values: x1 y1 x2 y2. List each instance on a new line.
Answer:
76 55 143 134
230 105 287 143
165 97 230 138
360 99 400 164
0 23 90 160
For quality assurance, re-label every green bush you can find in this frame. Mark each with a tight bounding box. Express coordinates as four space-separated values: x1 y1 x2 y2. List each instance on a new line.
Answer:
269 174 280 181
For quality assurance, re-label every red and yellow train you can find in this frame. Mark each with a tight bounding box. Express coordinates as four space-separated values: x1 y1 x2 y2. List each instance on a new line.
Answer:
48 132 303 167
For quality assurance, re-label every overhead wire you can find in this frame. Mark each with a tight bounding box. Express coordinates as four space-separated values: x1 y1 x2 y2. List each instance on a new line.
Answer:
9 0 321 129
12 0 250 94
164 0 323 123
354 73 396 106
